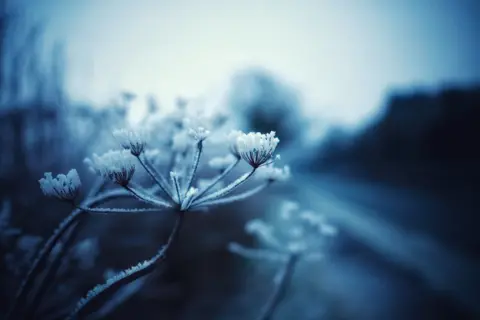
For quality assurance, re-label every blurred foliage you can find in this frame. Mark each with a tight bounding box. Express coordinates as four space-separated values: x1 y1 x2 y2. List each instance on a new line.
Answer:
227 67 307 148
311 85 480 188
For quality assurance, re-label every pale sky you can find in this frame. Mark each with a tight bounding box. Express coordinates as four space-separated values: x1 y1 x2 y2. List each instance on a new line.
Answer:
22 0 480 127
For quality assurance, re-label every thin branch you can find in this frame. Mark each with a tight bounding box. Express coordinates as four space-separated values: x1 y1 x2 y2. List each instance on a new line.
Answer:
76 206 163 215
228 243 288 262
170 173 182 204
136 154 174 202
25 179 106 318
6 189 130 320
194 157 240 201
192 168 256 206
257 254 299 320
123 184 172 208
183 140 203 196
67 211 185 319
191 182 268 210
25 216 88 319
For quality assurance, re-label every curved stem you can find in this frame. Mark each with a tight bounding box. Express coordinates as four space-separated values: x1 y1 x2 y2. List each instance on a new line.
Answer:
76 206 163 215
25 216 88 319
184 140 203 196
194 157 240 201
191 182 268 210
123 184 172 208
136 154 174 202
228 243 288 262
67 211 185 319
192 168 256 207
257 254 299 320
6 189 130 320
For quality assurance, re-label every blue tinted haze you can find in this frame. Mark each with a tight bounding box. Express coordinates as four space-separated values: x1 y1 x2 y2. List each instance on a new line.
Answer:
25 0 480 126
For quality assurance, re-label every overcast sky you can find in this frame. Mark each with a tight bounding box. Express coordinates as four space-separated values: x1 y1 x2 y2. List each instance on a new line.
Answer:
24 0 480 127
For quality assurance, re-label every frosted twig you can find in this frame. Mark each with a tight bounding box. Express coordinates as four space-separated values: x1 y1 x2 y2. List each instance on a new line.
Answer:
194 157 240 201
192 168 256 206
257 254 299 320
183 140 203 197
136 154 175 201
192 182 268 209
67 211 185 319
228 243 288 262
6 189 131 320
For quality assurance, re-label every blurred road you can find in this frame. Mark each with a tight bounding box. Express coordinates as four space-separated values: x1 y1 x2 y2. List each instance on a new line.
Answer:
283 173 480 320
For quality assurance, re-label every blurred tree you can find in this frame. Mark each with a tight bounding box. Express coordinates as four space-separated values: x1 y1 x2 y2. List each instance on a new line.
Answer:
227 67 306 147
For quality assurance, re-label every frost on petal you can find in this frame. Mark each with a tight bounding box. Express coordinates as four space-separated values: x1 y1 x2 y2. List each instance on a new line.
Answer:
89 150 136 186
236 131 280 168
208 154 237 171
39 169 81 201
113 128 148 156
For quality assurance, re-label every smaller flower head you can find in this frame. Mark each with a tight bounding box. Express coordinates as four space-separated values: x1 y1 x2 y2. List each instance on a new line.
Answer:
39 169 81 201
112 128 148 156
188 126 210 141
255 164 291 183
208 154 237 171
89 150 136 186
236 131 280 168
226 130 243 158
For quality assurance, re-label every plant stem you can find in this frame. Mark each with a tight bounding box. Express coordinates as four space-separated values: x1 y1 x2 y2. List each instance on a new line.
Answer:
25 215 88 319
257 254 299 320
67 211 185 319
6 189 130 320
183 140 203 196
124 184 172 208
194 157 240 201
192 167 256 206
137 154 175 202
192 182 268 209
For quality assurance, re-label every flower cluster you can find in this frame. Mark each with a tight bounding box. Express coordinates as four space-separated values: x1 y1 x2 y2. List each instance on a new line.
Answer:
112 128 148 156
39 169 81 201
235 131 279 168
86 150 136 186
230 200 337 259
34 100 292 320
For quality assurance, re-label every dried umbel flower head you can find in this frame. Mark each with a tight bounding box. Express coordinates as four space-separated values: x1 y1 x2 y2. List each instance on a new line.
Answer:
112 128 148 156
188 126 210 141
39 169 81 201
245 201 337 255
88 150 136 186
236 131 279 168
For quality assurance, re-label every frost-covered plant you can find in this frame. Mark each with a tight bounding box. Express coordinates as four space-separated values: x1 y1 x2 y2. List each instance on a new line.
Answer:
9 101 288 319
228 200 337 320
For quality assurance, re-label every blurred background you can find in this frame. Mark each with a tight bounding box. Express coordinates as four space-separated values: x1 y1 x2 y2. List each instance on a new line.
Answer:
0 0 479 319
